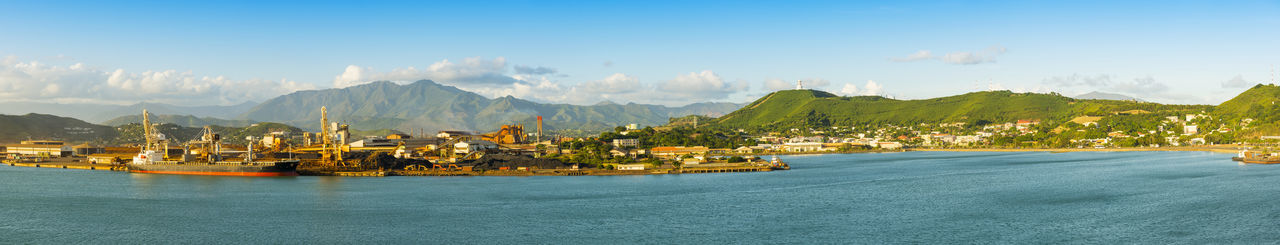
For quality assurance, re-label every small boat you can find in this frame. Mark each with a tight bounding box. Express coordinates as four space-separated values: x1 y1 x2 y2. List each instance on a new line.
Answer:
1241 150 1280 164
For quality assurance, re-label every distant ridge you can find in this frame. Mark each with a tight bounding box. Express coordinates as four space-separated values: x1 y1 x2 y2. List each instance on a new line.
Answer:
239 80 745 133
102 114 257 128
1072 91 1145 102
0 101 258 123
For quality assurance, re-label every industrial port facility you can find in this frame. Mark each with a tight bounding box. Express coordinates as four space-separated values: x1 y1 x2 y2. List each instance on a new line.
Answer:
1 107 788 177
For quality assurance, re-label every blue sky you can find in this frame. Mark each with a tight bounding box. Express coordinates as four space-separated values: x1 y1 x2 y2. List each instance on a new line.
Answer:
1 0 1278 106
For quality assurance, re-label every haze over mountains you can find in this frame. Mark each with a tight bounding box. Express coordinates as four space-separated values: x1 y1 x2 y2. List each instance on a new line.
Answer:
239 80 744 132
1072 91 1145 102
0 80 744 133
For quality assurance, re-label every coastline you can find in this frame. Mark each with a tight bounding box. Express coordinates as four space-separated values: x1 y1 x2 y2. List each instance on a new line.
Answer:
908 146 1240 154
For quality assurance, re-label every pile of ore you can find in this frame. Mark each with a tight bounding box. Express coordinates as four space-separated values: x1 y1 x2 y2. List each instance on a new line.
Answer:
464 154 573 170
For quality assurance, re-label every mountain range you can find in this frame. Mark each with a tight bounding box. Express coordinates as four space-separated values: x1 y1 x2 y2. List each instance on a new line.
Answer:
0 80 744 135
236 80 744 133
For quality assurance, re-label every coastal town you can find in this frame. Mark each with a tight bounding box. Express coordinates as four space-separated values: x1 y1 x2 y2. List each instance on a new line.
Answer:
2 102 1266 177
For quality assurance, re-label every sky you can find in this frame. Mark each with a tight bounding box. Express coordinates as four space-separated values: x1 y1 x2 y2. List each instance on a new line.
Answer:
1 0 1278 106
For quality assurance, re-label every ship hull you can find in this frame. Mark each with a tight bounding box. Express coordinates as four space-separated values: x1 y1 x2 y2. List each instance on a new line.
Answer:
128 160 300 176
1242 159 1280 164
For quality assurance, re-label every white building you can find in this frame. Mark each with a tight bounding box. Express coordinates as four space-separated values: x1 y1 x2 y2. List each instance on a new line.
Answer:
612 138 639 148
783 142 824 152
1183 125 1199 135
454 140 498 154
876 142 904 150
617 164 645 171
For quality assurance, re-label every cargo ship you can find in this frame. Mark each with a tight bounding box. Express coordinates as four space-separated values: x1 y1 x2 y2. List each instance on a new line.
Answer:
128 110 299 176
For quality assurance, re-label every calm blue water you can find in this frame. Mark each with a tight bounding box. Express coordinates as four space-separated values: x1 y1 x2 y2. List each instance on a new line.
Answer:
3 151 1279 244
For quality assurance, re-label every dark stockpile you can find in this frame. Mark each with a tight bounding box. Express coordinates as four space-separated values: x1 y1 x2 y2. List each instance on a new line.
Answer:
349 152 432 170
463 154 573 170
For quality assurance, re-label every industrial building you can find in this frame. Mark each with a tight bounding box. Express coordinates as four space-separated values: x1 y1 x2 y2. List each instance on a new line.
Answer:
3 140 71 157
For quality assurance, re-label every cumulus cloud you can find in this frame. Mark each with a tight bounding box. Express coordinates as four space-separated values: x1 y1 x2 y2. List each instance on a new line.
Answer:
333 57 517 88
657 70 749 100
0 55 313 105
578 73 641 94
1221 75 1254 88
332 56 752 106
835 80 885 96
839 83 859 96
513 65 557 75
890 46 1008 65
861 80 884 96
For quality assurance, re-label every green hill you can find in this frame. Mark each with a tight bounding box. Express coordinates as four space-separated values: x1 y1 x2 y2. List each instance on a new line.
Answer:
1212 84 1280 137
710 89 1208 130
0 113 118 143
1214 84 1280 120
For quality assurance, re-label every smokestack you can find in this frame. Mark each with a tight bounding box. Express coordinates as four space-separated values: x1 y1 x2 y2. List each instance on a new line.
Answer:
537 116 543 143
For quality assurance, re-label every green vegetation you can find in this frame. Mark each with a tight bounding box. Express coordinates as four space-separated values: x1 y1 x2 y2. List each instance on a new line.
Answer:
711 89 1208 132
0 113 118 143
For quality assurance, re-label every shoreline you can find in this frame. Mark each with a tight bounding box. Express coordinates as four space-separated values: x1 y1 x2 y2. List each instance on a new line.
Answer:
908 146 1240 154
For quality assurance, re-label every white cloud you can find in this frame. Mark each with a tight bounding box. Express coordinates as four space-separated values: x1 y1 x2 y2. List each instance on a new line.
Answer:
335 60 753 106
861 80 883 96
836 80 885 96
1043 74 1207 104
0 55 313 105
839 83 859 96
513 65 557 75
578 73 641 94
764 79 792 91
655 71 749 101
1221 75 1254 88
890 46 1008 65
333 57 515 88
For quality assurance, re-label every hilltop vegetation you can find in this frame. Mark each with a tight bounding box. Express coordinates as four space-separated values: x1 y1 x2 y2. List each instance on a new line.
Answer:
710 89 1208 131
0 113 118 143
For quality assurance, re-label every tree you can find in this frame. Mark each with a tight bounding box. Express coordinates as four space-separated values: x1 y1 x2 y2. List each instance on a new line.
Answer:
648 158 664 168
727 156 745 163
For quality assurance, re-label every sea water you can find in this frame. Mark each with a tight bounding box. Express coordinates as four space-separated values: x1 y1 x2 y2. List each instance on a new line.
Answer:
2 151 1277 244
